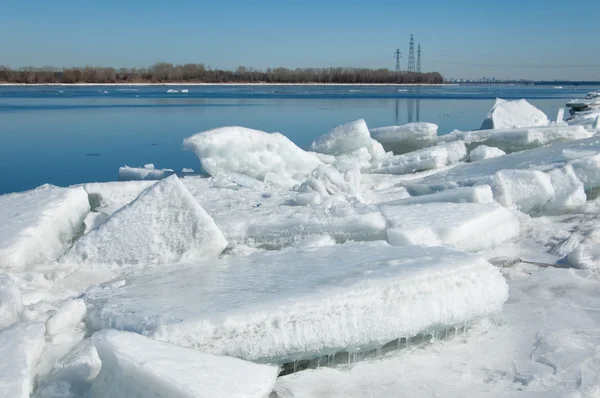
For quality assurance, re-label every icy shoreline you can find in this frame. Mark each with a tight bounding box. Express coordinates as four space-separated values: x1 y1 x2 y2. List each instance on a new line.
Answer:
2 97 600 397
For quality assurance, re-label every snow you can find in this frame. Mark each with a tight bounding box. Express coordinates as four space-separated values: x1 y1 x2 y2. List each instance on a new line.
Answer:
183 126 323 186
62 175 227 266
0 273 23 330
489 169 555 213
469 145 506 162
380 202 519 252
480 98 549 129
88 329 278 398
440 125 592 153
0 185 90 270
370 122 438 154
118 165 175 181
384 185 494 206
83 242 508 363
371 141 467 175
0 322 46 398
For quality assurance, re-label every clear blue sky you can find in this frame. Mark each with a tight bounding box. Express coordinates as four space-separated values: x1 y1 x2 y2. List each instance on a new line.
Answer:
2 0 599 80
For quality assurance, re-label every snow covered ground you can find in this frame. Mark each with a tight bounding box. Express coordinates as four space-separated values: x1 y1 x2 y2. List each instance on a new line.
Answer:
2 98 600 397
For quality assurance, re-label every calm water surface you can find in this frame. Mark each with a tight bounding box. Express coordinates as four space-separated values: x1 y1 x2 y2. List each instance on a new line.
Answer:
0 84 596 194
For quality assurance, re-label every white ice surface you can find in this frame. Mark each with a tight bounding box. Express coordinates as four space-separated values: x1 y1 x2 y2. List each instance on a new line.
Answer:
370 122 438 154
84 242 508 362
0 322 46 398
371 141 467 175
62 175 227 266
380 202 520 252
489 169 555 213
181 176 386 250
34 338 101 398
45 298 86 337
0 273 23 330
89 330 278 398
545 164 586 211
310 119 375 156
0 185 90 270
183 126 323 186
469 145 506 162
440 125 592 153
274 267 600 397
118 165 175 181
480 98 549 129
406 136 600 195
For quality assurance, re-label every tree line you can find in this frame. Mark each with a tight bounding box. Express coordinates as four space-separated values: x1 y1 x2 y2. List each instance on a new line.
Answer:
0 63 443 84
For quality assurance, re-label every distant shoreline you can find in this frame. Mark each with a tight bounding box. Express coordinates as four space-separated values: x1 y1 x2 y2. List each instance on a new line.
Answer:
0 82 456 87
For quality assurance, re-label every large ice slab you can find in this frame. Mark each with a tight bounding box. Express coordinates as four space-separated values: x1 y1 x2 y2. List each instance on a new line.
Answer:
0 322 46 398
84 242 508 363
89 330 278 398
406 136 600 195
370 122 438 154
379 202 519 252
183 126 323 186
62 175 227 266
489 169 555 213
371 141 467 175
0 185 90 269
440 125 592 153
480 98 549 130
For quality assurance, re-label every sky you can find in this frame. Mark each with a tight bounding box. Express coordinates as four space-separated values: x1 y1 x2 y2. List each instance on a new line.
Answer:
1 0 599 81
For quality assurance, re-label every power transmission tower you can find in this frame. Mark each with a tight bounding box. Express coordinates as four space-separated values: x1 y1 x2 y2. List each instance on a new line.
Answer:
417 44 422 73
407 34 416 73
394 49 402 72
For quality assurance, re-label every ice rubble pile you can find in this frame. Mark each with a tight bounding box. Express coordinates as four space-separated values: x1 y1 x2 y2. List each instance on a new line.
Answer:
2 97 600 397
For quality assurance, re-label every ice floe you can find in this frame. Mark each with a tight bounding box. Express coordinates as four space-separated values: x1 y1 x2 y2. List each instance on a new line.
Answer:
84 242 507 363
480 98 549 130
370 122 438 154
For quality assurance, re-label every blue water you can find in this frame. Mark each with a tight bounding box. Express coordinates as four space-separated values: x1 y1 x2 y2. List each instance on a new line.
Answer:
0 84 597 194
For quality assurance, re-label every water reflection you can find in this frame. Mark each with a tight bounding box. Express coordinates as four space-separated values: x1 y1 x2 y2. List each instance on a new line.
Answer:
395 98 421 124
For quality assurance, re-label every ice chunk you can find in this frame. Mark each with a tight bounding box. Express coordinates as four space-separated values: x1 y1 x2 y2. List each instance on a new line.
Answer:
0 274 22 331
480 98 549 129
294 165 361 202
571 153 600 190
469 145 506 162
545 165 586 211
406 136 600 195
556 108 565 123
380 202 519 252
310 119 374 156
183 126 322 186
440 125 592 153
0 322 46 398
45 299 86 337
489 169 555 212
62 175 227 266
84 242 508 363
568 227 600 270
89 330 278 398
0 185 90 269
118 165 175 181
370 122 438 154
385 185 494 206
34 338 101 398
371 141 467 175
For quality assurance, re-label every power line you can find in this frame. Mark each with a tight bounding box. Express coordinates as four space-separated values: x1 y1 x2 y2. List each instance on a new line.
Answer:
394 49 402 72
417 44 421 73
407 34 416 73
